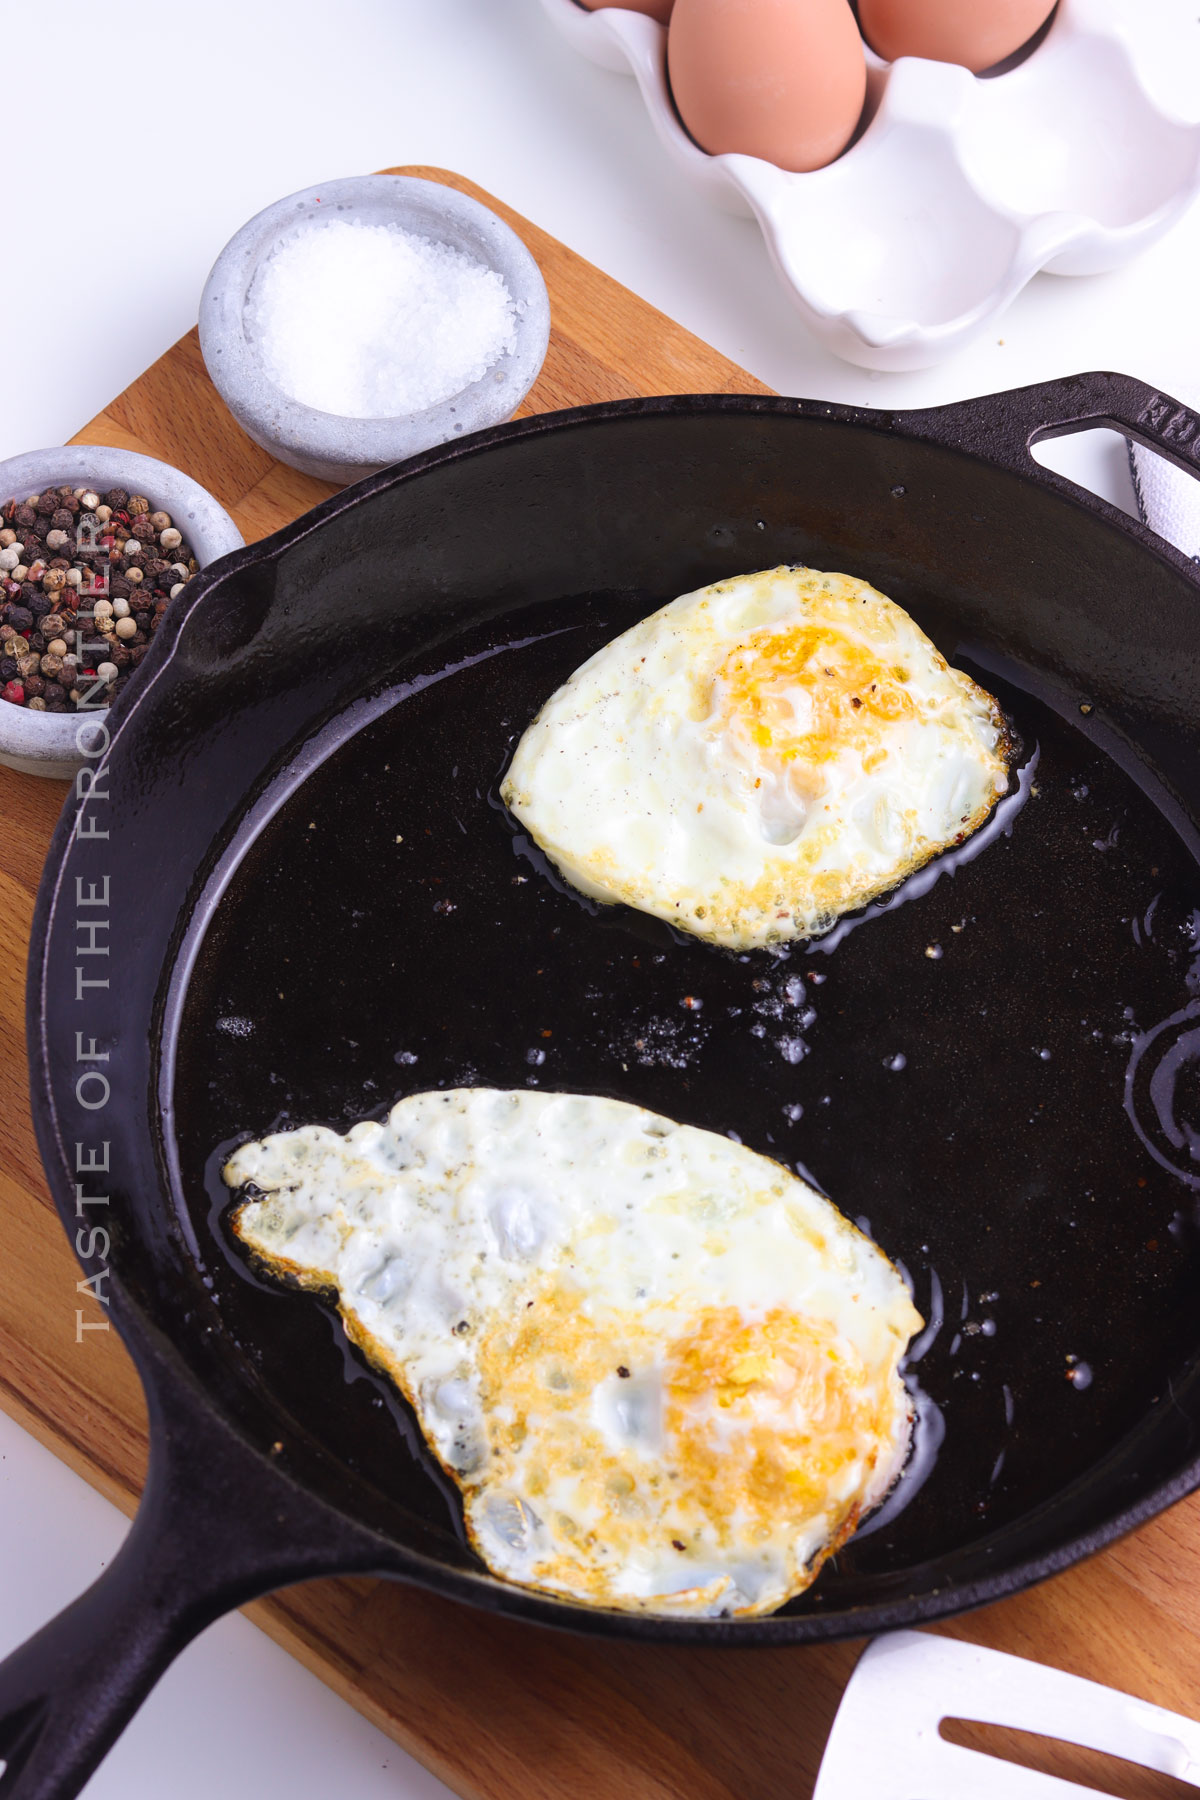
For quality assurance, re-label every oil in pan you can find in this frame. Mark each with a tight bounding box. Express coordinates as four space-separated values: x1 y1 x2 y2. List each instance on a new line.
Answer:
176 591 1200 1604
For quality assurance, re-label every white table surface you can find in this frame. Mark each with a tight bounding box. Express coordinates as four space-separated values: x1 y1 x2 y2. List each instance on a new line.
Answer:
2 1 1199 1794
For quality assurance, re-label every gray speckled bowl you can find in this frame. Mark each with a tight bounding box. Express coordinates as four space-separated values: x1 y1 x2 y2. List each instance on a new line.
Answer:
0 445 243 780
198 175 552 486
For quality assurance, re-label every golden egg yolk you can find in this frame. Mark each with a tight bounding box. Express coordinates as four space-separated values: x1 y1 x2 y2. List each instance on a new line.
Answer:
477 1286 896 1569
712 624 918 768
664 1306 889 1524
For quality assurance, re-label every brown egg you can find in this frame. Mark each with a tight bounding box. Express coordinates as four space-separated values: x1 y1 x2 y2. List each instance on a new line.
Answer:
857 0 1056 72
579 0 674 21
667 0 866 175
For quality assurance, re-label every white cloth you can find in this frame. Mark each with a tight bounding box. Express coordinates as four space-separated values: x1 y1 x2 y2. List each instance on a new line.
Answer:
1131 423 1200 562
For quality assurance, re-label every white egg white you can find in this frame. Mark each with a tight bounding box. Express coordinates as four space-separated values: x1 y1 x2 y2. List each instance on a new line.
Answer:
501 565 1012 950
225 1087 922 1618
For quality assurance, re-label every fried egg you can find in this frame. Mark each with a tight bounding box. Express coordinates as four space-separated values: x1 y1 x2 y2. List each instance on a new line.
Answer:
501 566 1012 950
225 1087 921 1618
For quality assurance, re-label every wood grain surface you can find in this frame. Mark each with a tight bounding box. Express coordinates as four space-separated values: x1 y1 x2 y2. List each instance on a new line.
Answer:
2 168 1198 1800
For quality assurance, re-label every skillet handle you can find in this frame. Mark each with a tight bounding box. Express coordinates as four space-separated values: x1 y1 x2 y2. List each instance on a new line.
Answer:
900 370 1200 556
0 1358 384 1799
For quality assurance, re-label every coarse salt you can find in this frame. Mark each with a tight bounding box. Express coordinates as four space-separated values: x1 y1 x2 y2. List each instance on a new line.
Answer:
247 217 518 419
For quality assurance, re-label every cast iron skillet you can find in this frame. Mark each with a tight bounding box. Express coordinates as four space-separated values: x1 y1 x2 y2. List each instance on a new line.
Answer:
6 372 1200 1798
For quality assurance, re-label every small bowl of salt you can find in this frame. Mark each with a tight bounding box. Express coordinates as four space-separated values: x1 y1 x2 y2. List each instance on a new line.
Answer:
199 175 551 486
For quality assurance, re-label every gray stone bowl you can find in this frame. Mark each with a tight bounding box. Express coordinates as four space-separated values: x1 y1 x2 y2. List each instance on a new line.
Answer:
0 445 243 780
198 175 552 486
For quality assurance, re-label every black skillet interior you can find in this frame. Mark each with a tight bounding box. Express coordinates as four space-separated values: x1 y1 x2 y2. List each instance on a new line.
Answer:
35 380 1200 1648
175 594 1200 1602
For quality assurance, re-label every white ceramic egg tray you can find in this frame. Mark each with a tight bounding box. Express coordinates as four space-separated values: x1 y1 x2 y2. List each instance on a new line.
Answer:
540 0 1200 370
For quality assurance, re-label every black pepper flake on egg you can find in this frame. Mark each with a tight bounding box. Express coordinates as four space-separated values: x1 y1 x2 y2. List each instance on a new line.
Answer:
616 1365 631 1378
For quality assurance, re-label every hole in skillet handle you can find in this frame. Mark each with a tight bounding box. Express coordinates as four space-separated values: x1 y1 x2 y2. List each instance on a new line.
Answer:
1057 382 1200 567
899 371 1200 578
1031 428 1138 523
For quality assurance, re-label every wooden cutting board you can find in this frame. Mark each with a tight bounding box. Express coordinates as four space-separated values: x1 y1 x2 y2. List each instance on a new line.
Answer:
2 167 1198 1800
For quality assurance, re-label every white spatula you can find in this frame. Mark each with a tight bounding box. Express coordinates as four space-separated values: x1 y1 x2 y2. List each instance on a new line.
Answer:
813 1630 1200 1799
